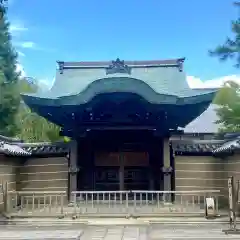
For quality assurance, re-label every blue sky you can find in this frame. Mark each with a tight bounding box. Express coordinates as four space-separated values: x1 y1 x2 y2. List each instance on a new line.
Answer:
7 0 240 88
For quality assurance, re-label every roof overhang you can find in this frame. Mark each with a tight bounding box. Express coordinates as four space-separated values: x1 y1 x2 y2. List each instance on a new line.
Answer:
0 135 69 157
22 77 217 107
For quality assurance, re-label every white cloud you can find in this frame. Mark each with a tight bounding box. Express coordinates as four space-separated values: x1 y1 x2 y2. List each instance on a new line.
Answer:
10 23 54 53
10 23 29 57
15 41 54 52
17 51 25 57
16 63 25 77
37 78 55 91
16 41 36 49
187 75 240 89
15 61 54 91
9 24 28 33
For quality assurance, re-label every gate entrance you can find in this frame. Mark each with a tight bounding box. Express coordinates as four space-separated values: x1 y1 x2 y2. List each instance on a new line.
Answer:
76 129 165 192
94 151 149 191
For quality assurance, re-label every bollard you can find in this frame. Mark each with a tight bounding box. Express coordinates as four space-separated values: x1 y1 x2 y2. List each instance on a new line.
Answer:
205 197 216 219
222 176 240 235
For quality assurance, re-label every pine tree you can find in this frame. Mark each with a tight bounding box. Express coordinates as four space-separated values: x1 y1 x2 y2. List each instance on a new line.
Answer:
214 81 240 132
0 1 21 136
17 78 69 143
209 2 240 67
0 1 7 20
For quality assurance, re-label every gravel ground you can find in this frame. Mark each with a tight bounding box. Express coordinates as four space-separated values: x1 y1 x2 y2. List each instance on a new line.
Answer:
0 222 239 239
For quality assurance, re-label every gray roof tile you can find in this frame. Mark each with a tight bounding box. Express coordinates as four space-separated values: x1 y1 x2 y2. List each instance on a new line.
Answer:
23 59 217 102
0 137 69 157
213 138 240 155
0 142 31 156
183 104 220 133
172 139 224 155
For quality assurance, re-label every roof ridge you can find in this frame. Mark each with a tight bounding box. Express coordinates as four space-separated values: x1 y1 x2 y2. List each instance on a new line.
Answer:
58 58 185 68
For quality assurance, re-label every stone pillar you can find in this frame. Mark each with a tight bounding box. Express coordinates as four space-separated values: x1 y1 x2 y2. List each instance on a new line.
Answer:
163 138 172 192
69 140 78 198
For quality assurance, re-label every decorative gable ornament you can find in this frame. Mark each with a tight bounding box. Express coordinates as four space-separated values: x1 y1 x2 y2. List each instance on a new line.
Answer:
106 58 132 75
177 58 185 72
57 61 64 74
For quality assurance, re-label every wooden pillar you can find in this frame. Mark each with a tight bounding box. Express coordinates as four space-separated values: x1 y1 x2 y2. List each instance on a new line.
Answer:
119 151 124 191
69 140 78 196
149 171 154 190
80 139 94 191
148 139 156 190
163 138 172 192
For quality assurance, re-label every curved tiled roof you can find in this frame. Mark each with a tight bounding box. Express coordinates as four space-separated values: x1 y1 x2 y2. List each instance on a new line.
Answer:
1 132 240 157
22 58 217 105
171 140 224 155
172 135 240 157
212 138 240 155
21 58 218 136
0 135 69 157
21 143 69 155
0 142 31 156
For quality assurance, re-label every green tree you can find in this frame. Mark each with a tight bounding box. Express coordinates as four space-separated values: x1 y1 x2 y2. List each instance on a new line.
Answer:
0 4 21 136
17 78 69 142
213 81 239 105
0 1 7 20
214 81 240 132
210 2 240 133
209 2 240 67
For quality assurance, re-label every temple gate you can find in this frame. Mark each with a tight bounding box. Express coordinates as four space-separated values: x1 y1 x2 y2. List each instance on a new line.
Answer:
21 58 217 194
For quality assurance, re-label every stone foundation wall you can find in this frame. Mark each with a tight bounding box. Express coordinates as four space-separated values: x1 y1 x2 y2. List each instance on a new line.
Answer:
17 157 68 192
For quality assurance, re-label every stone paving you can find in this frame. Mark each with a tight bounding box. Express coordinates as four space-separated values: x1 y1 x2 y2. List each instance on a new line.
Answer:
0 222 240 239
0 230 83 239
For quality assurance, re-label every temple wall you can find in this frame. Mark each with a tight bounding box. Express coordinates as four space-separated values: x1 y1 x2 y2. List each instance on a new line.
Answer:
220 155 240 197
17 157 68 192
174 155 240 205
175 156 226 192
0 154 19 212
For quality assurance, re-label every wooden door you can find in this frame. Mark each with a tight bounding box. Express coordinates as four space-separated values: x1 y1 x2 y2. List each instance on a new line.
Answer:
94 151 150 191
94 151 120 191
122 151 150 190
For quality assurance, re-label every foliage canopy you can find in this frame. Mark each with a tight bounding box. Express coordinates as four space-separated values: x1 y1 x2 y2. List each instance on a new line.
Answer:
0 3 21 136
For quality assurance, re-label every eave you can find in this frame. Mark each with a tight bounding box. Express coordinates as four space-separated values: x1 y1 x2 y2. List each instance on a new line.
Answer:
0 142 31 157
21 77 218 107
19 142 70 157
171 139 224 156
172 136 240 157
0 136 70 157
